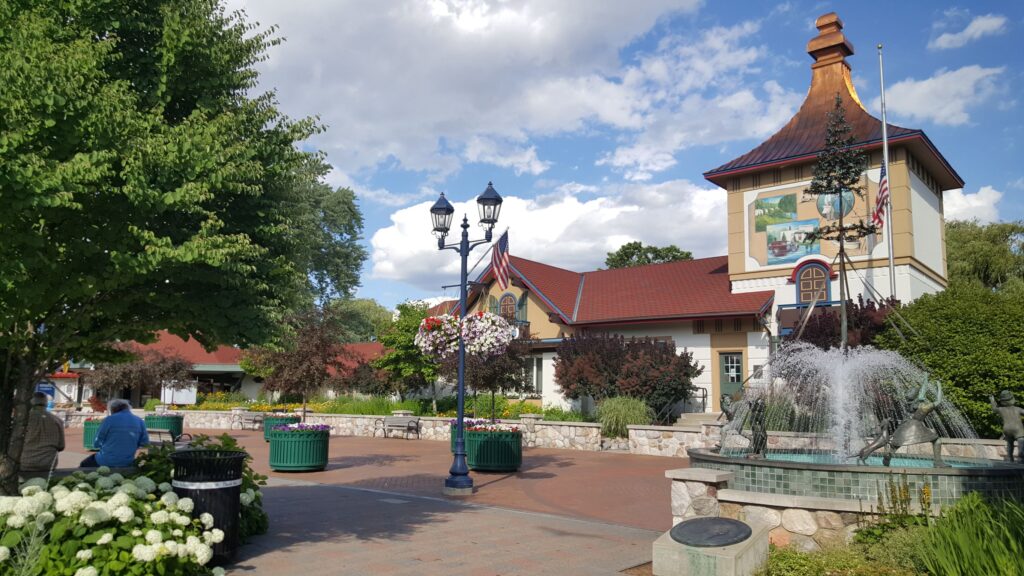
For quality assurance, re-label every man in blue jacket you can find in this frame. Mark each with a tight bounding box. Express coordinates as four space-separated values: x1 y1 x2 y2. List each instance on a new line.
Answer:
80 399 149 468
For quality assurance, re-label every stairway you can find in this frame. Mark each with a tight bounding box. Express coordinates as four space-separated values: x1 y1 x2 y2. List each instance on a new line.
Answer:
674 412 722 427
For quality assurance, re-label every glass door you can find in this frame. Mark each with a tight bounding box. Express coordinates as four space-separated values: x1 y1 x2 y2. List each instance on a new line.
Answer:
719 352 744 400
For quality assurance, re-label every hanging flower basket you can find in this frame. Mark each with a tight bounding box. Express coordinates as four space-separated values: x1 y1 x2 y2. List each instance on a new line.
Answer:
83 418 102 451
415 312 514 361
268 424 330 472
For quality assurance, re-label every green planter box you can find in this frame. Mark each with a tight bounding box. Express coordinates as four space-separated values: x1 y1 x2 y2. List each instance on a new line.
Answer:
466 430 522 472
83 419 102 451
263 416 301 442
145 414 184 439
268 430 329 472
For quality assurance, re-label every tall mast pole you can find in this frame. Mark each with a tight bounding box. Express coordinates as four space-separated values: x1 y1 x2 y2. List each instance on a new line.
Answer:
878 44 896 299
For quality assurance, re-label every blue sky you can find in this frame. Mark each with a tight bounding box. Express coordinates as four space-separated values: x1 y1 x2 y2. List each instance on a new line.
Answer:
227 1 1024 309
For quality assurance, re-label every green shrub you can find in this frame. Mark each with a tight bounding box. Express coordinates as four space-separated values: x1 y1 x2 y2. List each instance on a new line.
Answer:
143 398 162 411
918 493 1024 576
857 525 928 574
758 545 913 576
596 396 652 438
542 405 590 422
318 396 422 416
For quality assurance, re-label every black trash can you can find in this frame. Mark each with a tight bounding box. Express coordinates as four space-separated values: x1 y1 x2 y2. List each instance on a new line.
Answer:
170 449 247 564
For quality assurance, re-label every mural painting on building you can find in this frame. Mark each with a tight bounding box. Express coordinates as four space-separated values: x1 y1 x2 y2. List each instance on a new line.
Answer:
766 219 820 265
754 194 797 232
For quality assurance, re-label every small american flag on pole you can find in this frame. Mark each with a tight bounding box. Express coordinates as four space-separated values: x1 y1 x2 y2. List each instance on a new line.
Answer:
871 164 890 229
492 231 510 290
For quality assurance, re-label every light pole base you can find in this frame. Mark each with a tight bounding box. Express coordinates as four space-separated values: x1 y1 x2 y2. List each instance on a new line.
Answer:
442 485 474 497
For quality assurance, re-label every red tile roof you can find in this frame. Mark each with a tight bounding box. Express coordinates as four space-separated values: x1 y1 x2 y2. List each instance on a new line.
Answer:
502 255 773 325
704 13 962 190
131 331 384 368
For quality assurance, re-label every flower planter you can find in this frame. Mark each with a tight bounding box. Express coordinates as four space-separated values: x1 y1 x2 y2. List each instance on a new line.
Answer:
465 430 522 472
83 419 102 451
145 414 184 439
263 416 301 442
268 430 329 472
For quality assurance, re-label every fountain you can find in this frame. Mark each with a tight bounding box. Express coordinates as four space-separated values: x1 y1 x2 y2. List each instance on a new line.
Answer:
687 342 1024 509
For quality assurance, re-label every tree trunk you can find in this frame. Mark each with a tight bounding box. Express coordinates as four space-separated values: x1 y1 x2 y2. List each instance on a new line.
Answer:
0 353 46 495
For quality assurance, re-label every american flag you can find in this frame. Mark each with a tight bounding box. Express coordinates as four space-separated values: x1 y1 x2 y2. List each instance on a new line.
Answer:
492 231 510 290
871 164 890 229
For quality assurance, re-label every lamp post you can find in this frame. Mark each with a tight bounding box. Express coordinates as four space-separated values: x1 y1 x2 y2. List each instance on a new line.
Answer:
430 182 503 495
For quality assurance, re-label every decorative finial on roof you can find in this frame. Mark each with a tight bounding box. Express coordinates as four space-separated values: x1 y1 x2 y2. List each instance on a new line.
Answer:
807 12 854 69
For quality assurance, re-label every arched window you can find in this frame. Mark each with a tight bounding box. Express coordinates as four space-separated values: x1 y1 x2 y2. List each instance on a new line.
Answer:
796 263 830 304
499 294 516 321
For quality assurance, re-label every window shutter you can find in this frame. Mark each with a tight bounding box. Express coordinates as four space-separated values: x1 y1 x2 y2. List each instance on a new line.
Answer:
516 295 527 322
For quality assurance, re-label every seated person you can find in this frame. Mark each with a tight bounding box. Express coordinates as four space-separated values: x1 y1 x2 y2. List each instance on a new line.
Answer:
20 392 66 477
80 399 149 468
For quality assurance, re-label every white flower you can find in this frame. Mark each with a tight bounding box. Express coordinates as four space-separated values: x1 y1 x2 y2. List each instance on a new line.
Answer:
79 503 111 527
0 497 16 515
106 492 130 509
32 491 54 509
193 543 213 566
115 484 138 497
96 466 111 475
173 513 190 526
94 477 115 491
14 496 45 518
111 505 134 524
6 514 25 529
0 546 9 561
158 482 172 493
131 543 157 562
76 549 93 561
131 529 142 537
239 492 254 506
97 533 113 545
149 510 169 525
108 473 123 483
176 498 194 514
74 568 97 576
207 529 224 544
134 477 157 494
85 472 98 481
160 492 178 508
35 512 55 526
20 485 42 497
212 568 226 576
171 529 183 537
55 491 93 516
162 540 179 556
145 530 162 545
200 512 214 529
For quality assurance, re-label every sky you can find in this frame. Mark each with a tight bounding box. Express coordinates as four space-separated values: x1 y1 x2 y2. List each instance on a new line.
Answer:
224 0 1024 309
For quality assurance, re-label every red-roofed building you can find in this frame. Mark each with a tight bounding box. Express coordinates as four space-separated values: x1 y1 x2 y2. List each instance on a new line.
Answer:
442 14 957 415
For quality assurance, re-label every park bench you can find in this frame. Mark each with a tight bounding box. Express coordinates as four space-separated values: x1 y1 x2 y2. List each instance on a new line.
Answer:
148 428 193 448
375 416 420 439
232 411 265 431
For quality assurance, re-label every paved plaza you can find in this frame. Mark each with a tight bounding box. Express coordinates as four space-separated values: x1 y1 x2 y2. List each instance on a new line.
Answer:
62 428 679 575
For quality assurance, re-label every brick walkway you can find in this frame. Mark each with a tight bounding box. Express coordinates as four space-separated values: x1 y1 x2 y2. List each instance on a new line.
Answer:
62 427 684 575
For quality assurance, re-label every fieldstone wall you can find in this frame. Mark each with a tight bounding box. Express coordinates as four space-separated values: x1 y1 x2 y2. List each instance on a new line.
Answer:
667 468 868 552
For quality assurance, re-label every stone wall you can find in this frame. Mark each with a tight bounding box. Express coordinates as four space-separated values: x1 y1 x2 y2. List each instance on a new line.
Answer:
667 468 868 552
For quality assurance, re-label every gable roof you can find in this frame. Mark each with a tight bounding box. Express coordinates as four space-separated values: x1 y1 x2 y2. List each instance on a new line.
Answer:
474 255 773 326
704 13 962 191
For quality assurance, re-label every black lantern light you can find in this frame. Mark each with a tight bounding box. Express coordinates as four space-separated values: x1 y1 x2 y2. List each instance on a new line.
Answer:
430 193 455 245
476 182 503 240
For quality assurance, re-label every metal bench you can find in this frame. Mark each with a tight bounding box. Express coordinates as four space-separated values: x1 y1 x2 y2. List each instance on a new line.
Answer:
232 412 265 430
148 428 193 449
375 416 420 439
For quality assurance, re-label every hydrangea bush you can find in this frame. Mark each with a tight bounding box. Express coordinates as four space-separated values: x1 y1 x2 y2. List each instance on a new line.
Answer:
0 469 227 576
415 312 514 360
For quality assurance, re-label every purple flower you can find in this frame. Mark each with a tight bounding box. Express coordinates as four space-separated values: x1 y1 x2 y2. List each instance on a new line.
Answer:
273 423 330 432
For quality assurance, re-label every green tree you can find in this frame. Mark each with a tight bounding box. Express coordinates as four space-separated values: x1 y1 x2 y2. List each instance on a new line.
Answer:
945 220 1024 290
0 2 365 491
874 282 1024 437
440 337 534 421
373 302 436 402
89 349 194 400
330 298 393 342
604 241 693 269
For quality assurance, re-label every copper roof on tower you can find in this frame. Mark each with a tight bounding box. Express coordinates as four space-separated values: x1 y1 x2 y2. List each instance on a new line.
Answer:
704 13 963 190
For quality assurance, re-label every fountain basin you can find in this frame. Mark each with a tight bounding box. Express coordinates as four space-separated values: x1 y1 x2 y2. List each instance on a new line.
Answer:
691 448 1024 508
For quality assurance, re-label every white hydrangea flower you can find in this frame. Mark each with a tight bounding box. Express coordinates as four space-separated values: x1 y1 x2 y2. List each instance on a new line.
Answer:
207 529 224 544
239 492 253 506
173 513 190 527
145 530 162 545
79 502 111 527
193 543 213 566
0 546 8 562
74 568 97 576
134 477 157 494
35 512 55 526
94 477 115 491
200 512 214 529
85 472 99 481
32 491 54 508
212 567 226 576
149 510 169 525
76 549 93 561
14 496 45 518
96 466 111 475
131 529 143 537
0 497 17 515
20 485 42 497
159 492 178 508
171 529 183 537
6 514 26 529
108 473 123 483
49 485 69 498
97 533 114 546
20 477 48 491
107 492 130 509
158 483 172 494
115 484 138 498
176 498 194 514
55 491 93 516
131 544 157 562
162 540 179 556
111 505 134 524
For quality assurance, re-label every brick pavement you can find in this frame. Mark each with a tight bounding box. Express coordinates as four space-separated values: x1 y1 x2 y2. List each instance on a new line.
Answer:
62 427 685 575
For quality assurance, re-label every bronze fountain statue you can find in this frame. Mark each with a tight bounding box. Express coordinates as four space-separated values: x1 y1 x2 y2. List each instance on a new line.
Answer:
858 378 947 467
990 390 1024 462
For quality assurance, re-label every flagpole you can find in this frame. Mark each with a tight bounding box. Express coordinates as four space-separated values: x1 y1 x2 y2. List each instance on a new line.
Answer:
878 44 896 299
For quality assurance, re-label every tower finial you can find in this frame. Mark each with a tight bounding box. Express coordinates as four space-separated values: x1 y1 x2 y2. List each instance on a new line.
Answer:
807 12 854 69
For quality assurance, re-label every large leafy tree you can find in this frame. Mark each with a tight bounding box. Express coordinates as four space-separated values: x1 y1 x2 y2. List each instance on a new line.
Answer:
329 298 393 342
89 349 193 399
945 220 1024 290
0 1 364 491
373 302 436 401
605 241 693 269
874 282 1024 437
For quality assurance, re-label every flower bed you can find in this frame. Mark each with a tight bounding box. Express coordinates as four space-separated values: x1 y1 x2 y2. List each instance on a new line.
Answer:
268 424 330 472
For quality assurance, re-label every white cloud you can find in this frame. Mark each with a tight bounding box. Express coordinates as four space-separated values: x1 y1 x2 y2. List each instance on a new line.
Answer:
369 179 726 289
1009 177 1024 190
873 65 1004 126
227 0 701 196
929 14 1007 50
944 186 1003 223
